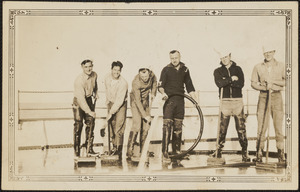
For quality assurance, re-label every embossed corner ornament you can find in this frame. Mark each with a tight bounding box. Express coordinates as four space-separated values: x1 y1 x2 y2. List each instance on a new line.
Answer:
271 10 292 26
9 10 31 28
143 10 157 16
206 176 221 182
205 10 222 16
142 176 157 182
79 176 93 181
79 10 94 16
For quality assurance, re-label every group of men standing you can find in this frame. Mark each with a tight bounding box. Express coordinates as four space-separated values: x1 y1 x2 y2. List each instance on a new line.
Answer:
72 47 286 165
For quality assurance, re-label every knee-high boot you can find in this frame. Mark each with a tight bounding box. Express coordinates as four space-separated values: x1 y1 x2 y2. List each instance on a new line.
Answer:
162 119 173 162
74 121 83 157
85 116 97 155
234 114 250 162
172 119 183 155
127 131 138 158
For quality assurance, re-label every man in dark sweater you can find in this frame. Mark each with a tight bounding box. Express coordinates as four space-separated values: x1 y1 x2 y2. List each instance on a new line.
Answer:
158 50 197 163
213 50 250 162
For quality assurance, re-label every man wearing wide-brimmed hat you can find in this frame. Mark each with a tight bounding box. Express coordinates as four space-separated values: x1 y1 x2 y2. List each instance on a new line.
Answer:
213 48 251 162
251 45 286 163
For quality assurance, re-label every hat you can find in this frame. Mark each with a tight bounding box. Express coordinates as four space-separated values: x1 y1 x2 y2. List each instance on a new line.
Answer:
138 65 152 71
262 44 276 53
214 48 231 58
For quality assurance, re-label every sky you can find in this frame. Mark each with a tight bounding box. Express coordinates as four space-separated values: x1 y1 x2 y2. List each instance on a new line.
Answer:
15 15 285 103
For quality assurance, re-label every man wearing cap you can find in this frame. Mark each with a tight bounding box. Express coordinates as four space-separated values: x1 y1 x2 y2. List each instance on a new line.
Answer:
251 46 286 163
126 66 157 160
158 50 197 163
73 59 99 157
213 50 250 162
103 61 128 159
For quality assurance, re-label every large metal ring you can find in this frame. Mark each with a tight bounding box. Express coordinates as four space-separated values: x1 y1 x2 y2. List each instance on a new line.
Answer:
166 94 204 159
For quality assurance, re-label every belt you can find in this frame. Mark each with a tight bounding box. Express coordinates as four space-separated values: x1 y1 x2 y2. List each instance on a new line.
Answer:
260 90 280 93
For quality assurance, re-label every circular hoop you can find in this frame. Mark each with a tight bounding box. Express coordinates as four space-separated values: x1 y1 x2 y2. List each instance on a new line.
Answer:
166 93 204 160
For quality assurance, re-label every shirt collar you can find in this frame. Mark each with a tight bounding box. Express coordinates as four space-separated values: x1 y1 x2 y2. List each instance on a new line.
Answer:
167 62 184 69
263 59 278 66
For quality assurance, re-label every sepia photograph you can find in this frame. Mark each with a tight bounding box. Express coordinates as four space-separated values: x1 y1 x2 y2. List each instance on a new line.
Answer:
2 1 298 190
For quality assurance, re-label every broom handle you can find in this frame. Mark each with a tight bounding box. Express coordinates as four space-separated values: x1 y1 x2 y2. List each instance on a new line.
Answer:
266 89 271 163
215 87 223 157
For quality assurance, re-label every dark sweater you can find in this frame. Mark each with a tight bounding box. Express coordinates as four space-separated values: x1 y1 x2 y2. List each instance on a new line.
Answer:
159 62 195 96
213 61 244 98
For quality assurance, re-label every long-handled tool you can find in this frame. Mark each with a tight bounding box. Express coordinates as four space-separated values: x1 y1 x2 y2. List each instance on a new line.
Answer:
101 112 120 166
131 98 154 163
256 88 286 170
74 98 97 168
207 87 226 165
137 97 164 172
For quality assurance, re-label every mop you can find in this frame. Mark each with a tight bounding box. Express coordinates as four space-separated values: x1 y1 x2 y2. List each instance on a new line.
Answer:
74 98 97 168
256 89 286 170
207 87 226 166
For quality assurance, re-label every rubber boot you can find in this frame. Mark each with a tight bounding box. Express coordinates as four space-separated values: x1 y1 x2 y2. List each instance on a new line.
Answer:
87 136 98 155
211 112 230 158
127 131 138 159
73 121 83 157
252 148 263 163
172 119 183 155
241 148 251 162
162 119 172 163
278 149 286 163
85 116 97 155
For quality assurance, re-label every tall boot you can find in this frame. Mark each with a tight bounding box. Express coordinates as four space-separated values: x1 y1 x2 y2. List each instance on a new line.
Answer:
85 117 97 155
162 119 172 162
212 113 230 158
73 121 83 157
278 149 286 163
127 131 138 158
172 119 183 155
234 112 250 162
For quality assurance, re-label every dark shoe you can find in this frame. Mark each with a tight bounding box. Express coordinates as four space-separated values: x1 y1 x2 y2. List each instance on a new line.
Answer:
148 151 155 157
242 149 251 162
278 149 286 163
172 161 184 168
